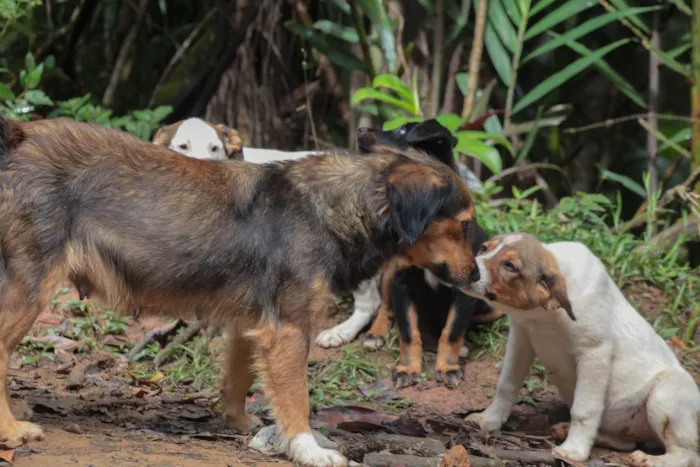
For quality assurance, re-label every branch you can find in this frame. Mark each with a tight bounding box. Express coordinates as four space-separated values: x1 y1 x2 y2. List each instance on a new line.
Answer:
428 0 444 117
350 0 376 79
564 113 700 135
461 0 488 121
102 0 150 107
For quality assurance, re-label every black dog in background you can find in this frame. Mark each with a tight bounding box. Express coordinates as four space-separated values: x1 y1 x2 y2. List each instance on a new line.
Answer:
357 119 500 388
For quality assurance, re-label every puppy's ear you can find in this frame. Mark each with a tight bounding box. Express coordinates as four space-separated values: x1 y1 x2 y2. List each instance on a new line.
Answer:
151 126 171 146
538 270 575 320
386 164 450 245
215 123 244 160
406 119 458 148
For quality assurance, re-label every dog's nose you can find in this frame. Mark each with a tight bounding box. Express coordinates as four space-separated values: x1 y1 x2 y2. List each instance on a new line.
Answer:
468 267 480 283
357 127 369 134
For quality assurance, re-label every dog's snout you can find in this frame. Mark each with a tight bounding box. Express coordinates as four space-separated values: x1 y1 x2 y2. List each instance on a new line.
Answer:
468 267 480 284
357 127 369 135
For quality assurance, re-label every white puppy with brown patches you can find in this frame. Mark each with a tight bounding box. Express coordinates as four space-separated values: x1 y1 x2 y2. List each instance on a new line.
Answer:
464 233 700 467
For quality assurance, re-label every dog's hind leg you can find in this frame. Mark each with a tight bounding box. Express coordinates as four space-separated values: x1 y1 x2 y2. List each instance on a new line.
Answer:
222 321 261 433
628 370 700 467
0 283 48 447
248 321 347 467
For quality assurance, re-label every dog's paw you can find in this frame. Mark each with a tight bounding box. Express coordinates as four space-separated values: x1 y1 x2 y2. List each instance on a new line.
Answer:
289 433 348 467
362 334 385 350
553 441 590 463
0 421 44 448
315 329 354 348
392 366 419 389
435 367 464 388
464 411 502 433
224 412 263 434
628 451 655 467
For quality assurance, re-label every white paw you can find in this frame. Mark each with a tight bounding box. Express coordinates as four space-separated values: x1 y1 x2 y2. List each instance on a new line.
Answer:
465 412 503 433
315 328 354 348
289 433 348 467
554 442 590 462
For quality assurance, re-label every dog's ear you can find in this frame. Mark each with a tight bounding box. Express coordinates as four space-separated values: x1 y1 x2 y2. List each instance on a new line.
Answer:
151 126 170 146
406 119 458 148
215 123 244 160
537 269 575 320
386 164 450 245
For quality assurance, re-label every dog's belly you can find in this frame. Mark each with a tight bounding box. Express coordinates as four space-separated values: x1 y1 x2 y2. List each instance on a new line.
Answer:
600 404 658 444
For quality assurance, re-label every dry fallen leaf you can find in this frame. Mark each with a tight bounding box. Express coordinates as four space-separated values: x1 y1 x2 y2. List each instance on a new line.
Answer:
0 449 15 465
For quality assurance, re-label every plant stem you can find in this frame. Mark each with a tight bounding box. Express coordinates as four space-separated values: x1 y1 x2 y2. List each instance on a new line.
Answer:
461 0 488 121
693 0 700 173
646 9 660 199
504 0 531 135
429 0 444 118
350 0 376 80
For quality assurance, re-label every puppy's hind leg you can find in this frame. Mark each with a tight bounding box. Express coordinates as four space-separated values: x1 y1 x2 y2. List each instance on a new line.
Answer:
248 322 347 467
315 278 379 349
222 321 262 433
629 370 700 467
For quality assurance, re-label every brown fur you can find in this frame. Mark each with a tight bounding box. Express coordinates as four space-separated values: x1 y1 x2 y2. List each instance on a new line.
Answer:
0 117 476 448
434 305 464 384
476 234 574 319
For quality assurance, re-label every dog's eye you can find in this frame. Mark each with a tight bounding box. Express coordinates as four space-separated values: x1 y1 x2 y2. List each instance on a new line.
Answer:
503 261 518 273
178 143 189 151
211 145 220 152
478 244 488 254
395 126 406 136
461 221 469 234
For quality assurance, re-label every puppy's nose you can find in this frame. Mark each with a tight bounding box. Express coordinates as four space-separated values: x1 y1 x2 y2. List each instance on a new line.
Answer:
357 127 369 134
468 267 480 284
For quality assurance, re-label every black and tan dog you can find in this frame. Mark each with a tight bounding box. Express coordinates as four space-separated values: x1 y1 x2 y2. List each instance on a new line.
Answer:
354 120 502 388
0 116 478 466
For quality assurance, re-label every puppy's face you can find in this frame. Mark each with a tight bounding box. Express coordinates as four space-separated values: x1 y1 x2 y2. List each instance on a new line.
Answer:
152 118 243 160
357 119 458 169
469 233 575 319
387 160 477 288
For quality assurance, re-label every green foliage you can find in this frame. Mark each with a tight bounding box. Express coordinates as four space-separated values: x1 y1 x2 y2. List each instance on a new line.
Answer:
0 0 41 37
1 53 172 141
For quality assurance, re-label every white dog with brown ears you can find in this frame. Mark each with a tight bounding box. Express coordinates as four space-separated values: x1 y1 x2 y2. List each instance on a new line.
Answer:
464 233 700 467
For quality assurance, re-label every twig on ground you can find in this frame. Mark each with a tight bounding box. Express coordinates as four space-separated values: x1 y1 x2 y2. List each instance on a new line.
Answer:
490 448 556 465
128 319 184 362
154 321 206 367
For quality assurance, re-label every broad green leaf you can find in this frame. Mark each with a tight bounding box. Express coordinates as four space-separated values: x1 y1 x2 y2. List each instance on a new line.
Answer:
313 20 359 43
609 0 650 33
24 90 54 106
516 0 530 18
501 0 522 26
24 63 43 89
357 0 397 72
327 0 351 14
152 105 173 123
600 168 646 198
514 106 542 165
525 0 594 41
658 127 691 155
455 134 502 174
132 110 152 122
559 36 645 108
486 0 518 53
0 83 15 100
382 116 423 130
351 88 417 114
356 104 380 116
372 74 412 103
459 130 514 155
513 38 631 114
435 113 464 132
522 6 662 65
484 24 513 86
455 72 468 95
24 52 36 72
530 0 558 16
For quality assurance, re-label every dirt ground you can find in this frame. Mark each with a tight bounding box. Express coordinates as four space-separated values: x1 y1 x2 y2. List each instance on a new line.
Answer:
3 283 699 467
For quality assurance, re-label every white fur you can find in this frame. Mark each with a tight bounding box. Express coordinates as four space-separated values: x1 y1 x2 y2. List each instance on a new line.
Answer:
170 118 227 160
315 278 381 348
242 147 319 163
467 240 700 466
288 433 347 467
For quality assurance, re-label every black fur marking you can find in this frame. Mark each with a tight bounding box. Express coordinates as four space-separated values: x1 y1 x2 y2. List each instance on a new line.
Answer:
387 180 451 245
392 268 416 343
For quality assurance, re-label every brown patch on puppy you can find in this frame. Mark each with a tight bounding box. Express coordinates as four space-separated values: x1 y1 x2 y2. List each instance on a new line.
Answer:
215 123 243 159
471 233 574 320
393 304 422 389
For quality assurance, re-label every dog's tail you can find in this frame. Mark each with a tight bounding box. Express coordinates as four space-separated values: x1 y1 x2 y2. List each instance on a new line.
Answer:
0 115 24 168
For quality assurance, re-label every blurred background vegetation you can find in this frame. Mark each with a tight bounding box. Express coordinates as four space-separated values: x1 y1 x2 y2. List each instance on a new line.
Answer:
1 0 698 264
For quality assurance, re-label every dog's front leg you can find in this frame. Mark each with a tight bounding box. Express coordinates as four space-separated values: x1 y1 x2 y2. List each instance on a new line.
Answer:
466 321 534 432
248 322 347 467
554 343 613 462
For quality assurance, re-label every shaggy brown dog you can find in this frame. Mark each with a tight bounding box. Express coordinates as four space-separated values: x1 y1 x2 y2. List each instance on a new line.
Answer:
0 117 476 466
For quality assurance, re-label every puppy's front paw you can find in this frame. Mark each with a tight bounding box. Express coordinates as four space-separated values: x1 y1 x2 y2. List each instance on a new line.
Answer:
435 366 464 388
315 329 353 348
392 365 419 389
289 433 348 467
553 441 590 463
464 411 503 433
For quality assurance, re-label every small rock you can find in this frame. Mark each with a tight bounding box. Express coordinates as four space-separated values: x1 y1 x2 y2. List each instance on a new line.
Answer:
363 452 438 467
440 445 470 467
66 363 87 390
375 434 446 456
249 425 337 456
63 423 83 434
